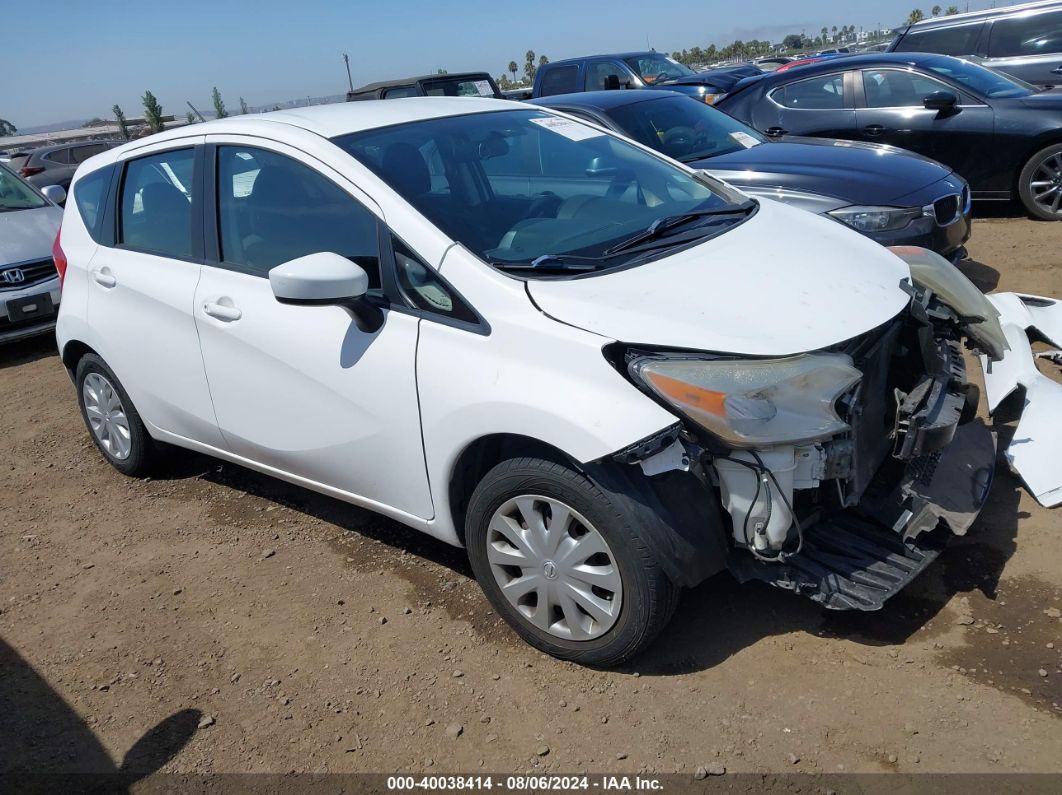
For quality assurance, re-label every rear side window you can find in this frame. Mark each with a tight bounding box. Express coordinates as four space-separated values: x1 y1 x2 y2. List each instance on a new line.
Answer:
71 144 108 164
894 22 984 55
770 74 846 109
215 145 381 286
538 65 579 96
45 148 74 165
988 10 1062 57
383 86 419 99
118 149 195 259
73 167 110 242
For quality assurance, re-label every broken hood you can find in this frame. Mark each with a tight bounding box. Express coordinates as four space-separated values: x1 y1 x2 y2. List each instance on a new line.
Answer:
528 198 912 357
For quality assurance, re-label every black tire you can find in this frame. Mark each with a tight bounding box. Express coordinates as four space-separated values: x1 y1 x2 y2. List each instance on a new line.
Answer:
75 354 158 476
1017 143 1062 221
465 457 678 667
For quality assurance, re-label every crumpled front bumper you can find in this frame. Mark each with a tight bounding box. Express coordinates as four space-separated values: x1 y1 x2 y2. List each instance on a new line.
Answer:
979 293 1062 508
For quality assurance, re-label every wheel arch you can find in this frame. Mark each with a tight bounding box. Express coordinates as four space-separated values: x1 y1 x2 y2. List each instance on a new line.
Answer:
61 339 99 376
1014 134 1062 195
447 433 579 546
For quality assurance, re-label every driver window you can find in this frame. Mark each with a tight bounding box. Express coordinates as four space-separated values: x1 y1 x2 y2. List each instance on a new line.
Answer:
585 61 629 91
862 69 952 108
215 145 381 288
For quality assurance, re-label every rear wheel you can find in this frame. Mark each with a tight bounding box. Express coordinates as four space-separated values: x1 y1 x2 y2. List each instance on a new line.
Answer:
1018 143 1062 221
75 354 158 476
465 457 678 666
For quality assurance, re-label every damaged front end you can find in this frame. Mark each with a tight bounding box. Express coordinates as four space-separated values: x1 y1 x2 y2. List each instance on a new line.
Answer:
618 247 1014 611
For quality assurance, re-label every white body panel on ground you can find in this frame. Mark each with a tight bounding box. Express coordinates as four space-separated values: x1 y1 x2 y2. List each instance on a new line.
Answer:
980 292 1062 508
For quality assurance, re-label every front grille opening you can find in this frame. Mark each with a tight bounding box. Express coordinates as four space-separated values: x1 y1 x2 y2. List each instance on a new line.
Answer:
933 195 960 225
0 260 58 291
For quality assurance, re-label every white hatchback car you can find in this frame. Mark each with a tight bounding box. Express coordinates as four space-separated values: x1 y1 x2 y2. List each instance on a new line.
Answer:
54 98 1041 665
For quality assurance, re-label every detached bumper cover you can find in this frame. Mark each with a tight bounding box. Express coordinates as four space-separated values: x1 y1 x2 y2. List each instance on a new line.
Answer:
980 292 1062 508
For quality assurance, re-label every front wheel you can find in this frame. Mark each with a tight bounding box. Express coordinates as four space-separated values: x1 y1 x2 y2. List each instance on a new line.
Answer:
1018 143 1062 220
465 457 678 666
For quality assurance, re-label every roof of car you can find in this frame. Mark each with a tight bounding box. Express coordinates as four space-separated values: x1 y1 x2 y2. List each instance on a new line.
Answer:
902 0 1059 29
529 90 677 111
545 52 665 67
753 52 951 82
103 97 523 156
349 72 495 94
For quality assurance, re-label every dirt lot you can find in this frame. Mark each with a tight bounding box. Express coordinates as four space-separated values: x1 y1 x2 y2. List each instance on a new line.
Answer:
1 212 1060 781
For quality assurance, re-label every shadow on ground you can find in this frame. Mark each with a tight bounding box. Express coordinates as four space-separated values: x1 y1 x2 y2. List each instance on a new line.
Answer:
0 636 200 790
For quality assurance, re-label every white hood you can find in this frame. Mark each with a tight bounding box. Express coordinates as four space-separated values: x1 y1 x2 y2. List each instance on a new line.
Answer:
527 199 912 356
0 205 63 266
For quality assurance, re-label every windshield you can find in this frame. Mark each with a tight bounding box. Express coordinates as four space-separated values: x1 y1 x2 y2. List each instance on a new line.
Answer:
336 109 749 273
624 54 696 84
0 163 47 211
606 94 767 163
924 56 1035 98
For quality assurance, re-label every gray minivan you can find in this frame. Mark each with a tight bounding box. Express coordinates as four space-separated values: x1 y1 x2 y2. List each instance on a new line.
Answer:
889 0 1062 87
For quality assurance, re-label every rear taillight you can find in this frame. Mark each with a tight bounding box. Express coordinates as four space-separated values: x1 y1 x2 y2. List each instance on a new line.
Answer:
19 165 44 178
52 228 68 289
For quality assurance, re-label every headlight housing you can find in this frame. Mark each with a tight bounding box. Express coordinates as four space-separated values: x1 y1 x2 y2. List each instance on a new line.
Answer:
630 353 861 447
828 205 922 232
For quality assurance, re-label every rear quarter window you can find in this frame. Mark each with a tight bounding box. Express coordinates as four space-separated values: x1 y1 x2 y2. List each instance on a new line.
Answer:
538 65 579 96
72 166 112 244
894 22 984 55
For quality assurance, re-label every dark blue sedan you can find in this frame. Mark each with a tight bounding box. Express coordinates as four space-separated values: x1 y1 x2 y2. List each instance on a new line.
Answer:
531 90 972 260
717 53 1062 220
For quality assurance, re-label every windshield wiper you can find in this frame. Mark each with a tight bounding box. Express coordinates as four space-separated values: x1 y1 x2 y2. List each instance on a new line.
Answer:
603 200 756 255
490 254 603 274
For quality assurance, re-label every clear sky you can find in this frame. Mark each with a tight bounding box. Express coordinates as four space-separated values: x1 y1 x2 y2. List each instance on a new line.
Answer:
5 0 1014 128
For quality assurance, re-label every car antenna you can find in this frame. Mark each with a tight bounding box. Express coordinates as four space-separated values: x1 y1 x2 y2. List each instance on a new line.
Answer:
186 102 207 123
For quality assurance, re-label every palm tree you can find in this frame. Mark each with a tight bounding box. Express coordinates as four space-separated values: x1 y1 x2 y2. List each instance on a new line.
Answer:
508 61 518 82
831 25 838 41
931 4 942 15
821 26 828 41
946 5 959 14
908 9 925 24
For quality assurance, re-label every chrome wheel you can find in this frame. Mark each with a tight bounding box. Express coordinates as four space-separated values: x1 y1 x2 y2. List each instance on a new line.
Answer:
1030 152 1062 217
82 372 131 460
486 495 622 640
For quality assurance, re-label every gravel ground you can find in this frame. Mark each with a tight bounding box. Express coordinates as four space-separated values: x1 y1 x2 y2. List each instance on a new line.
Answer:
1 212 1060 780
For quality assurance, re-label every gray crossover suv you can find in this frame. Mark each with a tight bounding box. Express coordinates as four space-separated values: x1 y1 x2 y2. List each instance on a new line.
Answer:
889 0 1062 87
9 140 121 192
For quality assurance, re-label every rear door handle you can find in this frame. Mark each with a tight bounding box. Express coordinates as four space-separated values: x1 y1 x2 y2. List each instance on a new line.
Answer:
203 300 242 322
863 124 885 136
91 267 116 288
765 126 787 138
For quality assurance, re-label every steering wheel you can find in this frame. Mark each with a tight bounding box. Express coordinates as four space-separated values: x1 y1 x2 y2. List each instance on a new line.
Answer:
662 126 697 157
522 191 563 220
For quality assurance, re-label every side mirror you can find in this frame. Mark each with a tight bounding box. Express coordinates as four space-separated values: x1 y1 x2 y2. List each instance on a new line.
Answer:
604 74 621 91
923 90 958 112
42 184 66 205
269 252 384 333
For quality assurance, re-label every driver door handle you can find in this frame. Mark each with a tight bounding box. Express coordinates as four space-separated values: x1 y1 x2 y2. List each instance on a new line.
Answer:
91 267 116 288
1052 65 1062 75
203 300 242 322
765 126 786 138
863 124 885 136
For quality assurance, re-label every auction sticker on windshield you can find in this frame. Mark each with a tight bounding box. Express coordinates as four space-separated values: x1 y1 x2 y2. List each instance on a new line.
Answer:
729 131 761 149
529 116 604 141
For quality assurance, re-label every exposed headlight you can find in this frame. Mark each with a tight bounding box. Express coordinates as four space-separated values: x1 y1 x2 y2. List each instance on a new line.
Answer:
828 205 922 232
889 246 1010 362
630 353 861 447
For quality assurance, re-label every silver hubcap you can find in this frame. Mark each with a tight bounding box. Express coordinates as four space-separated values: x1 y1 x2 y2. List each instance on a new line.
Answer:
1030 153 1062 216
82 372 132 460
486 495 622 641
